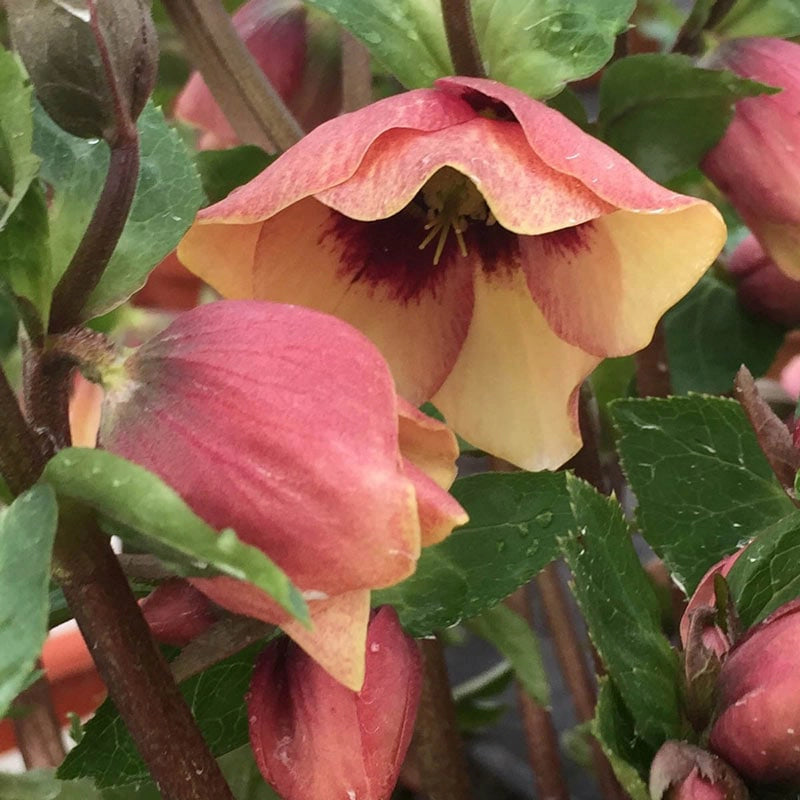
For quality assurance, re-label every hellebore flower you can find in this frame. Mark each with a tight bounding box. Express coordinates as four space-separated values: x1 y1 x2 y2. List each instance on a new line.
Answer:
140 579 220 647
702 37 800 278
727 234 800 326
179 77 726 469
99 300 466 688
174 0 341 150
649 741 748 800
248 606 420 800
710 598 800 786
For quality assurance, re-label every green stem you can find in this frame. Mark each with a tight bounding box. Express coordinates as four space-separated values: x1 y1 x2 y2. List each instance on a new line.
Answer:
440 0 486 78
673 0 737 56
161 0 303 150
49 136 140 333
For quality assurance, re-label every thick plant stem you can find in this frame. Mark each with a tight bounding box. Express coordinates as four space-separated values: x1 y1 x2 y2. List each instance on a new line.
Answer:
0 365 46 495
413 637 474 800
162 0 303 150
53 517 235 800
49 136 140 334
341 31 372 112
506 589 570 800
536 566 626 800
441 0 486 78
11 671 65 768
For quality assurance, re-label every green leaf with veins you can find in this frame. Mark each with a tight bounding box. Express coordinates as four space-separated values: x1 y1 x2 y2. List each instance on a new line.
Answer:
33 101 204 323
562 476 682 748
598 54 776 183
42 448 308 625
611 396 795 594
374 471 572 636
0 485 58 720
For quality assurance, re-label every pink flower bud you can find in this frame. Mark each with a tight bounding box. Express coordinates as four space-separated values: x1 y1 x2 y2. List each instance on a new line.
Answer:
174 0 342 150
702 38 800 278
100 300 466 688
247 607 421 800
650 742 747 800
140 579 220 647
710 598 800 786
727 235 800 326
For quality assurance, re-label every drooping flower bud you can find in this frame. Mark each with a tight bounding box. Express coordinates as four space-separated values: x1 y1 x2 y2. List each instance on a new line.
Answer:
709 598 800 786
140 579 220 647
727 235 800 327
247 607 421 800
6 0 158 143
649 742 748 800
99 300 466 689
174 0 342 150
702 38 800 278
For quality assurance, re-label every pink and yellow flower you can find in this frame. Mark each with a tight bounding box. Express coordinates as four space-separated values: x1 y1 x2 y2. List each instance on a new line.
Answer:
99 300 466 688
179 77 726 469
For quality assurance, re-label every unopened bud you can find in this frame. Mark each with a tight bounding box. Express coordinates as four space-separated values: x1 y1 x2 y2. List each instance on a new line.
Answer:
6 0 158 143
650 741 748 800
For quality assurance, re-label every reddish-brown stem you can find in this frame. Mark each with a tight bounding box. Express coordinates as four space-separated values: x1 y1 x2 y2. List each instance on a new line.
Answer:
340 30 373 112
161 0 303 150
11 670 65 768
412 637 474 800
52 516 235 800
635 321 671 398
440 0 486 78
49 136 140 334
535 566 626 800
506 589 570 800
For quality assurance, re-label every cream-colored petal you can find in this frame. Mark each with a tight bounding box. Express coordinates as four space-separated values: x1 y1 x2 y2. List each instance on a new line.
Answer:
281 588 372 691
397 398 460 490
520 204 726 357
403 458 468 546
432 269 598 471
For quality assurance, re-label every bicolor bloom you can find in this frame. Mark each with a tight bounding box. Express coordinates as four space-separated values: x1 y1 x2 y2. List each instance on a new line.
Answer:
649 742 747 800
179 77 726 469
710 598 800 786
703 37 800 279
99 301 466 689
248 607 420 800
727 233 800 326
174 0 341 150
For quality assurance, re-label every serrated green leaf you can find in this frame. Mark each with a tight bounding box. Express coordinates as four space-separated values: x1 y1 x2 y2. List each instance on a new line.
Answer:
715 0 800 37
59 641 268 787
611 396 795 593
592 679 652 800
467 604 549 705
43 448 308 625
303 0 452 88
0 48 40 230
374 471 571 636
562 476 681 747
473 0 635 99
664 273 785 395
726 511 800 627
0 485 58 719
598 54 775 182
33 102 205 322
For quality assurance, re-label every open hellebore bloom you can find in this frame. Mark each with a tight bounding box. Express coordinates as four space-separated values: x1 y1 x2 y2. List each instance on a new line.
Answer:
100 300 466 688
180 77 726 469
703 38 800 278
248 607 420 800
174 0 341 150
710 598 800 786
